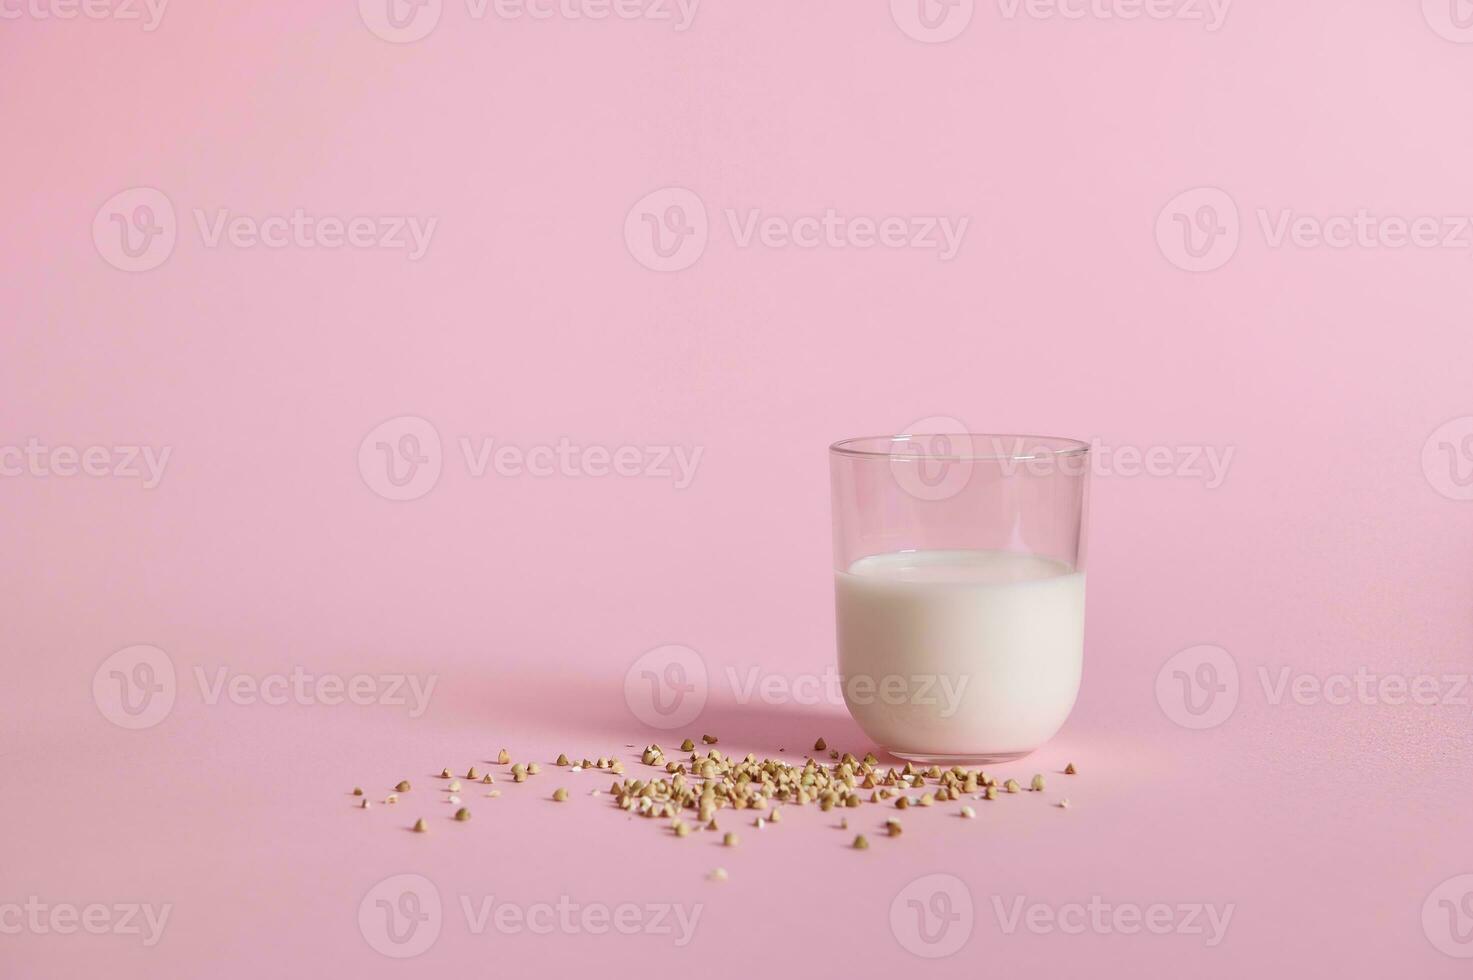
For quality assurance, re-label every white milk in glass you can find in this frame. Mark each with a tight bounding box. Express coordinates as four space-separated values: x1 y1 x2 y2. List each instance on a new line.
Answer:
834 549 1085 760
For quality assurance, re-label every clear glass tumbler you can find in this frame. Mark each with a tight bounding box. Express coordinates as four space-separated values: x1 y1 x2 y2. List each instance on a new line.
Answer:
830 433 1090 764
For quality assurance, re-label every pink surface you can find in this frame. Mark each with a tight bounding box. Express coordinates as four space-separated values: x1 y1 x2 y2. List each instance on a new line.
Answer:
3 1 1472 976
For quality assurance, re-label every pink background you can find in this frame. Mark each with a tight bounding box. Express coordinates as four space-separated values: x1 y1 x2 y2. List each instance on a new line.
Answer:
3 1 1472 976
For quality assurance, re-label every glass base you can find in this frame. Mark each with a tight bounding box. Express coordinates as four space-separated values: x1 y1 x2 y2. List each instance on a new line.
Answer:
888 748 1035 766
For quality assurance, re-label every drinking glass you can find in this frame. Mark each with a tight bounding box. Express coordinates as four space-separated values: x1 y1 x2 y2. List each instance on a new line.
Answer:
829 433 1090 763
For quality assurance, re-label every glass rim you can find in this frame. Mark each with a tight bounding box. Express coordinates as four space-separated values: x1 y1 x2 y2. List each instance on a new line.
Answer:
829 433 1092 462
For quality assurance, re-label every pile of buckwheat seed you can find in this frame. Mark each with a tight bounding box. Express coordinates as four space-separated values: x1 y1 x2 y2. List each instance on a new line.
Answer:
355 738 1078 877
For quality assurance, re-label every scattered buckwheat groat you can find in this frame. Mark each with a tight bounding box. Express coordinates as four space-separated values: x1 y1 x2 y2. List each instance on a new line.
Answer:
366 746 1085 858
352 787 363 796
497 749 510 765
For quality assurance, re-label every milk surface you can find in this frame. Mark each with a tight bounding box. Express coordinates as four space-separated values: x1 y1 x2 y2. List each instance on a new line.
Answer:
835 549 1085 760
